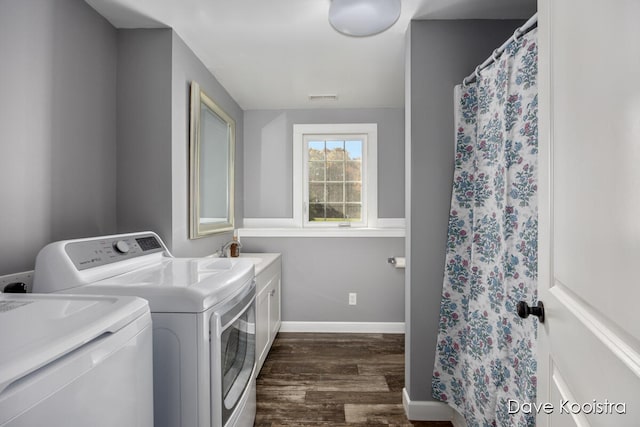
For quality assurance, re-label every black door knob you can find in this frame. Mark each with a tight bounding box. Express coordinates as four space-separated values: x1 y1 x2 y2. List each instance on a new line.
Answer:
3 282 27 293
517 301 545 323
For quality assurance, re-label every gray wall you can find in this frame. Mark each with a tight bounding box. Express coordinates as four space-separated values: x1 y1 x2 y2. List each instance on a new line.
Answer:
116 29 173 247
0 0 118 275
405 20 524 402
243 108 404 219
243 237 405 322
171 34 244 256
0 6 242 276
242 108 406 323
116 29 244 257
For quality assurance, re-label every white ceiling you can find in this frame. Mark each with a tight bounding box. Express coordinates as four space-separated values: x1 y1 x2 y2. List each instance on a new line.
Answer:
85 0 536 110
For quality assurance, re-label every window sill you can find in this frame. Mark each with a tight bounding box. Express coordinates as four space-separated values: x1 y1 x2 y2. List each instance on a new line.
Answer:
237 227 405 238
239 218 405 238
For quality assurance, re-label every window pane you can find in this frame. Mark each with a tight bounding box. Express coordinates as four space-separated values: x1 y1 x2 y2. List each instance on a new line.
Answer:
309 183 325 203
309 161 325 181
326 204 345 219
345 183 361 202
309 203 325 221
345 161 361 181
345 204 361 220
326 141 344 161
296 125 375 227
345 140 362 160
327 161 344 181
327 183 344 203
308 141 325 160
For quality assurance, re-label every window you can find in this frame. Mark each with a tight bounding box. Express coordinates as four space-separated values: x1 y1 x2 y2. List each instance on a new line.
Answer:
305 136 364 224
293 124 377 228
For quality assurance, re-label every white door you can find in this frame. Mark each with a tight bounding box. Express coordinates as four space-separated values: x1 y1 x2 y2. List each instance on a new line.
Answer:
537 0 640 425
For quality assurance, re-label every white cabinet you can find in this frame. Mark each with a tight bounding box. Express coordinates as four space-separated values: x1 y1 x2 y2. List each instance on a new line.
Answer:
243 253 281 375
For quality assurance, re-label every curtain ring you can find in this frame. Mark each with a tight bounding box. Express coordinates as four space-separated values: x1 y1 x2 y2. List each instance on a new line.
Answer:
492 48 501 61
474 66 481 81
514 27 523 38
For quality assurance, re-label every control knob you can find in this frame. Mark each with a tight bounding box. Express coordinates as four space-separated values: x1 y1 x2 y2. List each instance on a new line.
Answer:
113 240 130 254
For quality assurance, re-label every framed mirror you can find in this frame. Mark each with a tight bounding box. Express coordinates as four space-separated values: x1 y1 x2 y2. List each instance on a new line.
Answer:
189 81 235 238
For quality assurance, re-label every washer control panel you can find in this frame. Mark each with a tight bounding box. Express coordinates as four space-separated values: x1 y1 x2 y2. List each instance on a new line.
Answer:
64 232 165 271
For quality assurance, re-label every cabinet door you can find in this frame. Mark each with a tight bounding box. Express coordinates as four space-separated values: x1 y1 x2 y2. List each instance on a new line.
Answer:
255 286 270 374
268 273 281 345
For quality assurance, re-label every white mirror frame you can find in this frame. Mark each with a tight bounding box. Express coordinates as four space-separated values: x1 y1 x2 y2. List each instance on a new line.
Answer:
189 81 235 238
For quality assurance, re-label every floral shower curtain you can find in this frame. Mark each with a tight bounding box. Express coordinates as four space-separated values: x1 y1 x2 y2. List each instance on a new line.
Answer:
432 29 538 427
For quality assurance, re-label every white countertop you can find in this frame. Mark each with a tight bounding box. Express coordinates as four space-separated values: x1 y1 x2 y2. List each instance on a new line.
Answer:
238 253 281 276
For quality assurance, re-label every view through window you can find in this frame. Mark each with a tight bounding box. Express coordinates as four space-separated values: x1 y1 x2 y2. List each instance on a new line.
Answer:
306 137 364 223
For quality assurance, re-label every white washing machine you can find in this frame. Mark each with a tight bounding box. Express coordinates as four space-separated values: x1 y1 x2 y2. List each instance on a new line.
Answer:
32 231 256 427
0 292 153 426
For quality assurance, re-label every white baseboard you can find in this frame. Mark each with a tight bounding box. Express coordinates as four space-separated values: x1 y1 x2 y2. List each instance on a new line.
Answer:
279 321 405 333
402 388 452 421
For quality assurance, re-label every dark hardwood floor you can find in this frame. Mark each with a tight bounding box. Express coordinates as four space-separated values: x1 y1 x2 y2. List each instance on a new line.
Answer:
254 332 453 427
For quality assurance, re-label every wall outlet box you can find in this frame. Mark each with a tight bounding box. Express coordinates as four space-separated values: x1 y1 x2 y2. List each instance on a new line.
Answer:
0 270 34 293
348 292 357 305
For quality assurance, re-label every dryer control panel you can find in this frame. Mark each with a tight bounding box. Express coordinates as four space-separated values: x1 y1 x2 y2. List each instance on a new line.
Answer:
64 232 166 271
34 231 172 292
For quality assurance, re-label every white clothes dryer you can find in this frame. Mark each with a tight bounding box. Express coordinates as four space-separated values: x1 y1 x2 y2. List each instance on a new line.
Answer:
32 231 256 427
0 293 153 427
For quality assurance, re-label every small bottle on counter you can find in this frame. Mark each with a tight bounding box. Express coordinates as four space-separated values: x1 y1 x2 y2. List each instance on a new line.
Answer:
230 235 240 258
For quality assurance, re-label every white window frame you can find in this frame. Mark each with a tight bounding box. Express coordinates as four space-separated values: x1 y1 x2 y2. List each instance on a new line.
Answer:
293 123 378 229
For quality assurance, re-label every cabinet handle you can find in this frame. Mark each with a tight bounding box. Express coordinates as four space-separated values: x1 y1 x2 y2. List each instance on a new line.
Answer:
270 289 276 297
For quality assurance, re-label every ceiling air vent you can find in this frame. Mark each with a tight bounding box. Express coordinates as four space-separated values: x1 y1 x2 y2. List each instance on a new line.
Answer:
308 94 338 101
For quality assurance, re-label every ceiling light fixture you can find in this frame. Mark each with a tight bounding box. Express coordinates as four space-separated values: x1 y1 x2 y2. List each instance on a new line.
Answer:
328 0 401 37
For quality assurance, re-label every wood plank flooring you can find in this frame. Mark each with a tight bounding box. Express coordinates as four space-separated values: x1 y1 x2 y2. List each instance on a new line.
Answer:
255 333 453 427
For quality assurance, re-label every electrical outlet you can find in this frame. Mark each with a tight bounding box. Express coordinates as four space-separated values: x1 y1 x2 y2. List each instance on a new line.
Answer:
348 292 357 305
0 270 34 293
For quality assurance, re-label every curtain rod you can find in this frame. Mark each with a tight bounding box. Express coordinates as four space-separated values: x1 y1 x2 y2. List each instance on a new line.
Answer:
462 13 538 86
